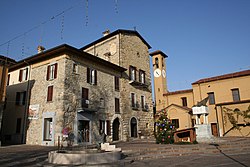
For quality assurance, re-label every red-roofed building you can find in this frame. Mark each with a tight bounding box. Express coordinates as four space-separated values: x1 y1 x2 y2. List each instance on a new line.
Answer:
151 50 250 137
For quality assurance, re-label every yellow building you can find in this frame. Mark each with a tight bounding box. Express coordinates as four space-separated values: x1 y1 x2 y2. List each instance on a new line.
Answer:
151 51 250 137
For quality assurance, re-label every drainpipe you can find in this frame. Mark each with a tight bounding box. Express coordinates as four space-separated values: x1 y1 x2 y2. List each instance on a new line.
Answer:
22 60 31 144
215 106 220 137
220 106 225 136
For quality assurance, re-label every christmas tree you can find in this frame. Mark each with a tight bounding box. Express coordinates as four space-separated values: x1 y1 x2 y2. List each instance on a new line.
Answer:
155 110 175 144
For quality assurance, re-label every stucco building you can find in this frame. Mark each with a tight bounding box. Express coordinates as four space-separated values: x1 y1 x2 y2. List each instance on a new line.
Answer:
151 51 250 137
2 29 154 146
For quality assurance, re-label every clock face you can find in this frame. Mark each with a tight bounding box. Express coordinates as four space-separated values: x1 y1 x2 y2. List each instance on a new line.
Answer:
154 69 161 77
162 70 166 78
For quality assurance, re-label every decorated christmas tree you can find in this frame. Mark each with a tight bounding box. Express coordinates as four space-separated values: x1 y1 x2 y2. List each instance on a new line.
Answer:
155 110 175 144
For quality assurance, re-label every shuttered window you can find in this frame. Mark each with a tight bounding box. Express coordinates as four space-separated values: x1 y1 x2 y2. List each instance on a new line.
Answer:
139 70 145 84
114 76 119 91
106 120 111 136
129 66 136 81
47 86 53 102
82 87 89 108
131 93 136 108
46 63 58 80
115 98 120 113
19 68 28 82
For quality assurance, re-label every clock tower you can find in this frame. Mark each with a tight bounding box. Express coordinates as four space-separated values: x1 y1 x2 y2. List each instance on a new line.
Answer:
150 50 168 112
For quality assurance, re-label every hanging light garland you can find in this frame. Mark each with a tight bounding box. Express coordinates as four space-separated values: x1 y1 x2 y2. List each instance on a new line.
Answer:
61 12 65 40
115 0 118 14
85 0 89 26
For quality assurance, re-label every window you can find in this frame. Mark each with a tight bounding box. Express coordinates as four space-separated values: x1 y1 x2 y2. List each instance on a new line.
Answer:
19 68 28 82
114 76 119 91
115 98 120 113
43 118 53 141
47 86 53 102
131 93 136 108
87 67 97 85
99 120 111 135
181 97 187 107
129 66 136 81
139 70 145 84
7 74 10 86
46 63 58 80
172 119 179 129
82 87 89 108
208 92 215 105
16 118 22 134
73 63 78 73
232 88 240 102
141 96 145 109
15 91 26 105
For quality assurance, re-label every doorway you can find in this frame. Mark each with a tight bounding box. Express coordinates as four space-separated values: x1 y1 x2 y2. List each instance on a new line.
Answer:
131 117 137 138
78 120 90 142
112 118 120 141
211 123 218 136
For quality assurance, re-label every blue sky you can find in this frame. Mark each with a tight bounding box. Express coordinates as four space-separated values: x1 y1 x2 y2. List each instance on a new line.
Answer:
0 0 249 91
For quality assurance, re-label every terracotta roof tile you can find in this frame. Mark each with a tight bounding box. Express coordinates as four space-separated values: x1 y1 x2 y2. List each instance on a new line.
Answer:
163 89 193 96
192 69 250 85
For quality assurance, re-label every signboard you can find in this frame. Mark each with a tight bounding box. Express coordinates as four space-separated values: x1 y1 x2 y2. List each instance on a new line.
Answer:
28 104 39 119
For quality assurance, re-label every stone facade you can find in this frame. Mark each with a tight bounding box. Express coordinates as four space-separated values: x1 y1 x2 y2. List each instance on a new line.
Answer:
3 29 154 146
83 30 154 141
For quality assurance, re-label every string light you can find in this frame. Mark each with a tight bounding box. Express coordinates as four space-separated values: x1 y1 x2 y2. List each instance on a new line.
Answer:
85 0 89 26
7 42 10 56
115 0 118 14
61 12 65 40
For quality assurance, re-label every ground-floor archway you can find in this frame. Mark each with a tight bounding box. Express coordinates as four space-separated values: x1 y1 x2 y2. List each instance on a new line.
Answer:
131 117 137 137
112 118 120 141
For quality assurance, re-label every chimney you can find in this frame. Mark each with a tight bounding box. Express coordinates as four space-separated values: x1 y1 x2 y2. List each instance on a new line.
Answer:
37 45 45 53
102 29 110 36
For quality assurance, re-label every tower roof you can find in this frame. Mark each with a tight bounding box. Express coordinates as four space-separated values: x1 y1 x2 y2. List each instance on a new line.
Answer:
149 50 168 58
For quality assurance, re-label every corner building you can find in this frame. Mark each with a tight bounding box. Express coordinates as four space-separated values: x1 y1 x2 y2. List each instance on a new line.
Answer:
2 29 154 146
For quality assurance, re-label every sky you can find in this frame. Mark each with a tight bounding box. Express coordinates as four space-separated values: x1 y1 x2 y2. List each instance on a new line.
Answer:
0 0 249 92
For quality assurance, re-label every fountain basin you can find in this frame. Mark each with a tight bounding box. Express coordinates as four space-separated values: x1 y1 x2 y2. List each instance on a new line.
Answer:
48 149 121 165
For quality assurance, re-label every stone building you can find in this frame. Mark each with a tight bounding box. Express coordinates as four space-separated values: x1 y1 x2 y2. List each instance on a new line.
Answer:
151 51 250 137
0 55 16 146
2 29 154 146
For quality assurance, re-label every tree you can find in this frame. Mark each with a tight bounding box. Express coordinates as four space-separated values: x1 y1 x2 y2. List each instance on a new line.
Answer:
155 110 175 144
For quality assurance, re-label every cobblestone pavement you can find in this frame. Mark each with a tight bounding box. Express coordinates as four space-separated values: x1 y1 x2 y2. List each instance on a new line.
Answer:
0 145 56 167
0 137 250 167
118 152 250 167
